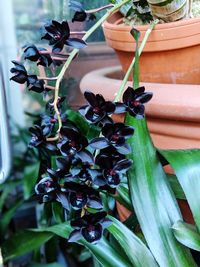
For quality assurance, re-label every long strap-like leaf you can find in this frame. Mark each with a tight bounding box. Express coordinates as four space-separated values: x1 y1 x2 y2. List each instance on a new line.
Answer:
172 220 200 251
125 116 197 267
108 216 159 267
159 149 200 231
44 223 133 267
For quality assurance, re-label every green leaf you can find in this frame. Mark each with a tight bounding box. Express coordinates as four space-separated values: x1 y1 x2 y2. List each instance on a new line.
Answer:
66 109 100 140
159 149 200 231
130 27 140 89
167 174 186 200
172 221 200 251
117 184 133 211
32 222 132 267
29 263 62 267
23 162 40 199
108 216 158 267
126 116 197 267
0 200 23 236
52 202 64 223
2 231 53 262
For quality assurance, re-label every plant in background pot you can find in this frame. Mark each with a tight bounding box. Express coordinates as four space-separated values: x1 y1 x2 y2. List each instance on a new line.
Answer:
104 0 200 84
3 1 200 267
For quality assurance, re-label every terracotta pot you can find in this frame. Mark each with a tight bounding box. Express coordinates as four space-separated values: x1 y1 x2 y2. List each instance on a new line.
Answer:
103 12 200 84
80 66 200 224
80 66 200 150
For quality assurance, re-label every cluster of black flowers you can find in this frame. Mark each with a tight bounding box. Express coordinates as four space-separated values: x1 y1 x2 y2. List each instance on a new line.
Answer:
29 87 152 244
10 19 87 94
10 15 153 245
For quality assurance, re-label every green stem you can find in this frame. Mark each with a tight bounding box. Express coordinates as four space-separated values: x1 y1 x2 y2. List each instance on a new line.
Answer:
114 19 159 102
48 0 132 141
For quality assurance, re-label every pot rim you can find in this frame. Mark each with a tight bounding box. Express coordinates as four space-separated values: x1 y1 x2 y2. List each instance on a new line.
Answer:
102 12 200 51
103 11 200 32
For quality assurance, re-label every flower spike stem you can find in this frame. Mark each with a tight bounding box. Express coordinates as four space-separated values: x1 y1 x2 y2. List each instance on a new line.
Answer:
114 19 159 102
86 4 115 14
48 0 132 141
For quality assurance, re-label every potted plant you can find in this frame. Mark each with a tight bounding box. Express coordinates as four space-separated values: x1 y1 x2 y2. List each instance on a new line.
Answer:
3 1 200 267
103 0 200 84
80 0 200 151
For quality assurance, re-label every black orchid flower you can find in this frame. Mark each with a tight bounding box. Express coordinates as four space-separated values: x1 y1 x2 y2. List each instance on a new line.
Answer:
47 158 72 180
24 45 53 67
90 123 134 155
96 155 133 188
41 20 87 53
58 127 93 163
35 177 70 210
28 76 46 93
10 61 47 94
69 0 96 22
29 125 57 151
79 91 115 125
10 61 28 84
29 125 45 147
115 86 153 119
41 113 68 136
64 182 102 210
69 211 112 243
70 162 102 184
35 177 59 195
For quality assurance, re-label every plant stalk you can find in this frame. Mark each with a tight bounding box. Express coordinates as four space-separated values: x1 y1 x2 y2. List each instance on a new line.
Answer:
114 19 159 102
48 0 132 141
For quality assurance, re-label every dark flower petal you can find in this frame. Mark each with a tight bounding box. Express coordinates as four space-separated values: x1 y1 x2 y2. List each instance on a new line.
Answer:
79 105 89 116
70 192 87 210
87 197 103 209
27 75 38 85
77 150 94 164
114 102 127 114
114 159 133 172
101 218 112 229
135 86 145 95
11 60 26 73
84 91 98 107
119 125 134 138
88 14 96 21
91 211 107 224
56 192 70 210
137 92 153 103
24 45 40 61
104 101 115 114
116 144 131 155
66 38 87 49
72 11 87 22
10 73 27 84
68 229 82 242
52 41 65 53
129 105 145 119
35 177 57 194
81 224 102 244
90 137 109 149
123 86 135 104
93 176 107 187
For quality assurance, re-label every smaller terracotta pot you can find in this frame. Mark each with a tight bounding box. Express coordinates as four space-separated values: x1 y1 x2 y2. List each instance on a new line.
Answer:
80 66 200 149
103 12 200 84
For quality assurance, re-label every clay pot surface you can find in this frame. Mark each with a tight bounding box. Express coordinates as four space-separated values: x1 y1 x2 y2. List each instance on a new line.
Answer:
80 66 200 150
103 12 200 84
